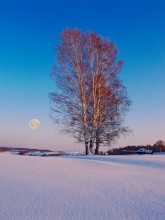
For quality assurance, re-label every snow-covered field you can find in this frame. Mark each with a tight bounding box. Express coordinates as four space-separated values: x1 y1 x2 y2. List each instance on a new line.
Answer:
0 152 165 220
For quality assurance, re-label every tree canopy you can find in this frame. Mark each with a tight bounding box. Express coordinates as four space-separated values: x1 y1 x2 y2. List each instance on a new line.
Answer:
50 28 131 154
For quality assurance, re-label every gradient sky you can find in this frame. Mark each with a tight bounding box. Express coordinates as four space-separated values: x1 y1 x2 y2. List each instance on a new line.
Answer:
0 0 164 151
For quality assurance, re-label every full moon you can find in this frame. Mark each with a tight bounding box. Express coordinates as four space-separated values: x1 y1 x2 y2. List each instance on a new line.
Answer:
29 119 40 130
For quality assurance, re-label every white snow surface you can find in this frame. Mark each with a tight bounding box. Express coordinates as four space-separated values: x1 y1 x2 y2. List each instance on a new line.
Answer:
0 153 165 220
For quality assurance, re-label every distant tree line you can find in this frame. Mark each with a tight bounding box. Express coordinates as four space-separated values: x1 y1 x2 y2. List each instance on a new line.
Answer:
107 140 165 155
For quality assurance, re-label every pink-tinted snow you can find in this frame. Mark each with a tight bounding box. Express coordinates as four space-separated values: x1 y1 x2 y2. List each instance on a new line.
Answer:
0 153 165 220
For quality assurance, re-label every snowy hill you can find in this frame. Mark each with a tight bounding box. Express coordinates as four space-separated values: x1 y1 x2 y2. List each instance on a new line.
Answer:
0 153 165 220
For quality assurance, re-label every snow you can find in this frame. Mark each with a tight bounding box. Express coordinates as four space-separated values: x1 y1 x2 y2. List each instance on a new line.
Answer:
136 148 153 154
0 153 165 220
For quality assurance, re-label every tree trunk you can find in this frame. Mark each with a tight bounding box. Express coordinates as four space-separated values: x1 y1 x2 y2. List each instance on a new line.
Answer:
89 140 93 154
85 141 89 155
95 137 100 155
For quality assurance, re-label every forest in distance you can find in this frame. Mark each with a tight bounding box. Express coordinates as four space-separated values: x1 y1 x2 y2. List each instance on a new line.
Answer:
1 140 164 156
107 140 165 155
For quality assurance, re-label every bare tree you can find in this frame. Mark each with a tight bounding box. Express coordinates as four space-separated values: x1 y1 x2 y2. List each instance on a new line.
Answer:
50 28 131 154
79 32 131 154
94 74 131 154
49 29 91 154
153 140 165 152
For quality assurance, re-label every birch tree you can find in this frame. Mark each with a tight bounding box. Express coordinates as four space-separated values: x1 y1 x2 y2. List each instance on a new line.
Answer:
49 29 91 154
50 28 131 154
81 32 131 154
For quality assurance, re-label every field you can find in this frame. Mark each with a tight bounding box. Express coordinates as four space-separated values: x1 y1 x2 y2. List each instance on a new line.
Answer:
0 152 165 220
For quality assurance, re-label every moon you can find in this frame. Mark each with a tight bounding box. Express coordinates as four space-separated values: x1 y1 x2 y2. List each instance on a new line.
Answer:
29 119 40 130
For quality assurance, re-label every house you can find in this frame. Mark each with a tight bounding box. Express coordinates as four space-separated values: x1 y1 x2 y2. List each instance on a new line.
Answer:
136 148 153 154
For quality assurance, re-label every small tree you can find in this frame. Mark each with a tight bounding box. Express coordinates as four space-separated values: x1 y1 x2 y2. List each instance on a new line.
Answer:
50 28 131 154
153 140 165 152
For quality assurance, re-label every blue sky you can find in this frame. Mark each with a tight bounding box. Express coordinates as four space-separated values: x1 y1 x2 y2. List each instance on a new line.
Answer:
0 0 164 151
